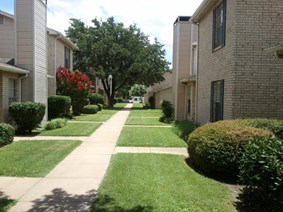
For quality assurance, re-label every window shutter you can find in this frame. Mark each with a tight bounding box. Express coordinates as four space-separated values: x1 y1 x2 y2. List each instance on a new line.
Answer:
210 81 214 122
212 9 216 50
222 0 227 47
219 80 224 120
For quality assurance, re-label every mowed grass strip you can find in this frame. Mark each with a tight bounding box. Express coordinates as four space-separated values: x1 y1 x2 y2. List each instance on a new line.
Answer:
39 123 101 136
92 154 235 212
125 117 169 126
0 140 81 177
129 109 162 117
118 127 186 147
74 104 127 122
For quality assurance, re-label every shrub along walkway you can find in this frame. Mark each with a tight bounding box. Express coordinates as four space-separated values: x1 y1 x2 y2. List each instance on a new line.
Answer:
1 104 187 212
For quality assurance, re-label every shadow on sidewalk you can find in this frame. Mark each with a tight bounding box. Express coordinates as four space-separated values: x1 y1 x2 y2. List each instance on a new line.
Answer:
28 188 96 212
0 191 16 210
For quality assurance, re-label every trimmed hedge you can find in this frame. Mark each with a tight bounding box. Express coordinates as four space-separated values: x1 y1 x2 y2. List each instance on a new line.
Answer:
236 118 283 139
9 102 46 133
172 120 199 141
187 120 272 179
48 95 71 120
89 93 104 105
96 104 103 111
0 123 15 147
44 118 68 131
82 105 99 114
239 138 283 211
160 100 173 118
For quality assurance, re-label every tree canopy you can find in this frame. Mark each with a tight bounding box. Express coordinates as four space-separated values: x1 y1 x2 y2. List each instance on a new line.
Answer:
129 84 147 97
66 17 170 106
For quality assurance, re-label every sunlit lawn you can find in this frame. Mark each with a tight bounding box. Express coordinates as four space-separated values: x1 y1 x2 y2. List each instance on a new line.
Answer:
74 103 127 122
92 154 235 212
39 123 101 136
118 127 186 147
125 117 169 126
0 140 81 177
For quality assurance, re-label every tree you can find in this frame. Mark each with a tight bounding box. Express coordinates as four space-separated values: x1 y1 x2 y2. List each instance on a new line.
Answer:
66 17 170 107
129 84 147 97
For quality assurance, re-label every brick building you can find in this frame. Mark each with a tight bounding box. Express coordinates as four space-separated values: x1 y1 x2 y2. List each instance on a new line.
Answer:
191 0 283 124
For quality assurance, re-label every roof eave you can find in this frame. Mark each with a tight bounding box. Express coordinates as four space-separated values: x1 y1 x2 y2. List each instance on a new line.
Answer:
190 0 219 23
0 63 30 75
47 27 78 50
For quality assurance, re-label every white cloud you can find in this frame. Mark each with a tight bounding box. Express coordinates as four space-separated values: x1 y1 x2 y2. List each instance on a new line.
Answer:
47 0 203 63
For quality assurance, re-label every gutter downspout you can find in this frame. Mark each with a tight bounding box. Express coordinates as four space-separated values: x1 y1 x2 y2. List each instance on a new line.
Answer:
54 34 62 94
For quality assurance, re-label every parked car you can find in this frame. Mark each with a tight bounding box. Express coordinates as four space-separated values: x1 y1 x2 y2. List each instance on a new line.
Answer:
129 96 144 103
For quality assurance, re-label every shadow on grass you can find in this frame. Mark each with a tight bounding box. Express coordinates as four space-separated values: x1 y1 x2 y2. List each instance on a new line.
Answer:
184 157 238 185
92 194 153 212
0 192 15 212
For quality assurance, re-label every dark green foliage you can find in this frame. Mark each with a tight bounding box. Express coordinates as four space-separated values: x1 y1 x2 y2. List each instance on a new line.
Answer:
129 84 147 97
116 98 124 103
187 121 272 179
172 120 199 141
160 100 173 118
44 118 68 131
72 98 89 116
238 138 283 211
96 103 103 111
89 93 104 105
9 102 46 133
148 96 155 109
159 115 173 124
0 123 15 147
236 118 283 139
82 105 99 114
48 95 71 120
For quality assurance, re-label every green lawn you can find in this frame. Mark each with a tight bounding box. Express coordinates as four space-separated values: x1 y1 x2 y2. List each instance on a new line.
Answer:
92 154 235 212
117 127 186 147
74 104 127 122
0 198 16 212
39 123 101 136
0 140 81 177
125 117 169 126
74 111 117 122
129 109 162 117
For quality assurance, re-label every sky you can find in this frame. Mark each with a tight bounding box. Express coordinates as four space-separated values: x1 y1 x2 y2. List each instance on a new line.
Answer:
0 0 203 63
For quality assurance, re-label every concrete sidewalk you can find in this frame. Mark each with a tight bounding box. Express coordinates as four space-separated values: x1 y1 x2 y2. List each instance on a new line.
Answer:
1 104 188 211
4 104 132 212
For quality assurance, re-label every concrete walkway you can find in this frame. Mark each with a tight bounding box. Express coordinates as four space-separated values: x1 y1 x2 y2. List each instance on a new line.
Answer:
0 104 188 211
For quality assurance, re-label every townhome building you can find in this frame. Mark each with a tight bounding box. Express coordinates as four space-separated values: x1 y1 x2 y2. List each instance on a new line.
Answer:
191 0 283 124
0 0 76 122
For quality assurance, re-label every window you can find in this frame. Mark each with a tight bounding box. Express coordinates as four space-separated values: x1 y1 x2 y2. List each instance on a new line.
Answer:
210 80 224 122
212 0 226 50
8 79 17 105
0 16 4 24
64 47 71 69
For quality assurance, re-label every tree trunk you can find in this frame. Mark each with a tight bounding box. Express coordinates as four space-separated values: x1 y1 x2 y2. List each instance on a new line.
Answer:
107 93 115 108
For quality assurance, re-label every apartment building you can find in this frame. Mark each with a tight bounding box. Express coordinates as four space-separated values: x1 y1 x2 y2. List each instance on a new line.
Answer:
190 0 283 124
0 0 77 122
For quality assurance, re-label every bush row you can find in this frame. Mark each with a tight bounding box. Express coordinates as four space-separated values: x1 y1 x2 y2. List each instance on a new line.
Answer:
187 118 283 210
0 123 15 147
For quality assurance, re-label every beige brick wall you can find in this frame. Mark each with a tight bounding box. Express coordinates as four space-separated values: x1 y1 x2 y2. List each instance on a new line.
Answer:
233 0 283 119
154 87 173 108
0 15 15 59
196 0 283 124
197 0 236 124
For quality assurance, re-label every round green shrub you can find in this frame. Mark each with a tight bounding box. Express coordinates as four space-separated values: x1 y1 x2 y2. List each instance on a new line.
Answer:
72 97 89 116
239 138 283 211
9 102 46 133
48 95 71 120
44 118 68 131
82 105 99 114
236 118 283 139
0 123 15 147
89 93 104 105
160 100 173 118
96 104 103 111
187 120 273 179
